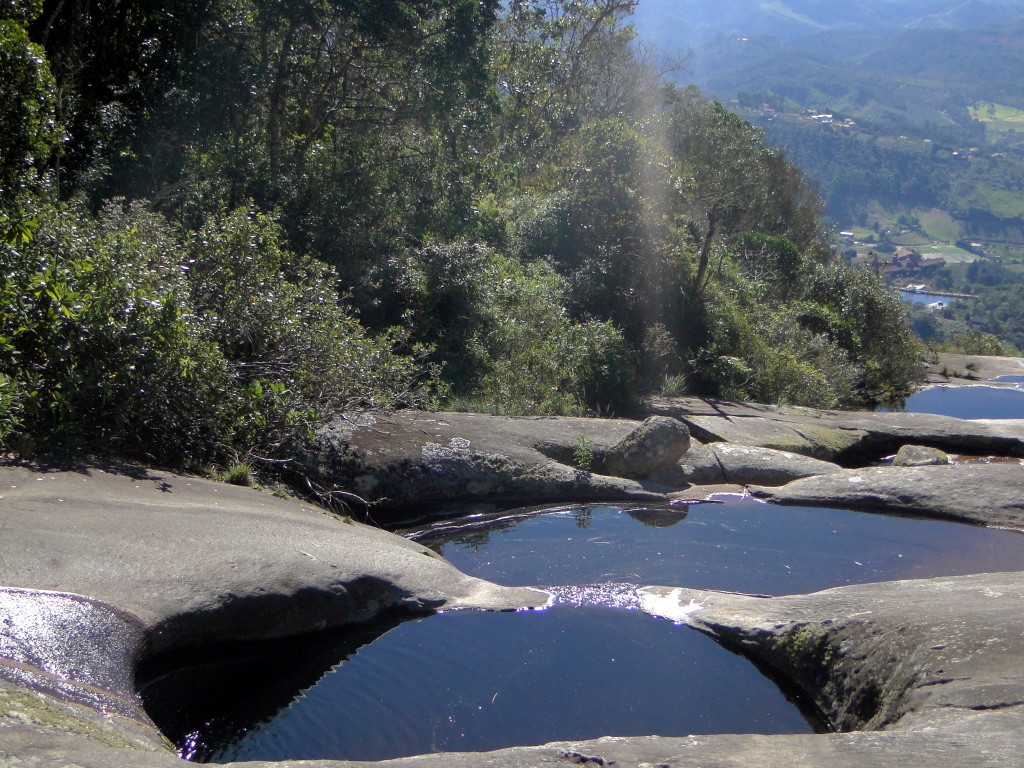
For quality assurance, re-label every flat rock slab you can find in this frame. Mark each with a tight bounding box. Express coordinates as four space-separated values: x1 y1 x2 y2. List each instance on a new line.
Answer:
0 460 549 764
0 462 544 646
710 443 842 486
929 353 1024 383
5 571 1024 768
753 463 1024 531
648 396 1024 463
302 412 666 518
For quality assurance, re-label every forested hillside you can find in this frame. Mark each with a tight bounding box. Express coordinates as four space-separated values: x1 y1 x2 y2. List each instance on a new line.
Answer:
0 0 921 472
646 6 1024 261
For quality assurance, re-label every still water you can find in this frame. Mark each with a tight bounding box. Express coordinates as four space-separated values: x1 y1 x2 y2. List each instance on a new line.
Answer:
899 290 961 305
149 500 1024 762
164 605 816 763
897 384 1024 419
409 498 1024 593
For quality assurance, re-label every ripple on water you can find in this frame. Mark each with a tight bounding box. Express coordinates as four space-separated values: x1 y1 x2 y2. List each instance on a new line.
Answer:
150 500 1024 762
411 499 1024 594
180 605 820 763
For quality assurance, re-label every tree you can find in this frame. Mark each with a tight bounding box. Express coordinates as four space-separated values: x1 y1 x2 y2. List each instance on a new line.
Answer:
0 0 59 213
665 87 826 293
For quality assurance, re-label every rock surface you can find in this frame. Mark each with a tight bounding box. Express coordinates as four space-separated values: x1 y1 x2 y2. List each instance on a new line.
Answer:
928 352 1024 384
649 395 1024 463
4 368 1024 768
0 459 548 767
301 412 666 520
602 415 691 479
710 442 842 485
893 444 949 466
753 463 1024 531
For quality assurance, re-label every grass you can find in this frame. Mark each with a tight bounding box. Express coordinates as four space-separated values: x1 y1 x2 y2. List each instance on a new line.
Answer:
982 186 1024 219
919 243 979 263
890 232 931 247
969 101 1024 123
917 208 962 243
969 101 1024 137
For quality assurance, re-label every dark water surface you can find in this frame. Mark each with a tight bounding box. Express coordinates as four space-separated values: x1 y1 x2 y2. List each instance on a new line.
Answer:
176 605 816 763
410 498 1024 594
151 500 1024 762
895 384 1024 419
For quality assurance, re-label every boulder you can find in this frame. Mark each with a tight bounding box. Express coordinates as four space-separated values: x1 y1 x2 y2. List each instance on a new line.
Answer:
602 416 691 479
893 444 949 467
673 439 727 485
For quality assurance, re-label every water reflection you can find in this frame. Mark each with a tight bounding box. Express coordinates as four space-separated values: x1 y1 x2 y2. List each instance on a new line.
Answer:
166 606 820 763
895 384 1024 419
409 499 1024 595
149 500 1024 762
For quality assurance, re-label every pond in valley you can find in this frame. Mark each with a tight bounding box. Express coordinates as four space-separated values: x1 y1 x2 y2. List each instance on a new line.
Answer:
145 499 1024 763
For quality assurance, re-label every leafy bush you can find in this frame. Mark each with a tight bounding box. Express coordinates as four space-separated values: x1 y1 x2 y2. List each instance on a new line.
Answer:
0 201 432 465
0 200 230 461
808 262 923 402
939 329 1011 357
407 242 635 415
0 7 59 207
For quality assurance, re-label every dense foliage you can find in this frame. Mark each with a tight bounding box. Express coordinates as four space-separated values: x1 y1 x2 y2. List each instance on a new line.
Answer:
0 0 923 469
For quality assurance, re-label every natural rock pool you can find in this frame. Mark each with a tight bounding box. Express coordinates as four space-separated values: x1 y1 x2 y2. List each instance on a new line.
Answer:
409 498 1024 592
144 499 1024 762
896 382 1024 419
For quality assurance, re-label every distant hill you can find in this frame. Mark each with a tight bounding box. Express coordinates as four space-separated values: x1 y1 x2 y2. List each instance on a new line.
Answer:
630 0 1024 261
633 0 1024 52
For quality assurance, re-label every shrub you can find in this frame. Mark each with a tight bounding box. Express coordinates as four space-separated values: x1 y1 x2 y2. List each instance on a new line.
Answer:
0 200 231 461
0 201 432 465
408 242 635 415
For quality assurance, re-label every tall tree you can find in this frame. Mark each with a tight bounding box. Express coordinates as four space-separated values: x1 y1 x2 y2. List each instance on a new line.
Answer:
1 0 59 214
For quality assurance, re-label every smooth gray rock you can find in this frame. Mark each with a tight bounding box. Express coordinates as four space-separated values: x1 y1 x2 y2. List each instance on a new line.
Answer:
711 443 841 485
302 412 665 519
602 416 691 479
6 570 1024 768
648 395 1024 463
929 352 1024 383
0 460 551 765
672 438 727 485
753 463 1024 530
639 572 1024 732
893 444 949 467
0 463 545 644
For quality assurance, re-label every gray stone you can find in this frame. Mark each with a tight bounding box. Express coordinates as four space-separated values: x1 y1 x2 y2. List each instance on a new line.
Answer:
929 352 1024 383
893 444 949 467
753 463 1024 531
671 438 727 485
4 388 1024 768
0 462 547 648
602 416 691 479
302 412 665 519
648 395 1024 463
711 443 841 485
